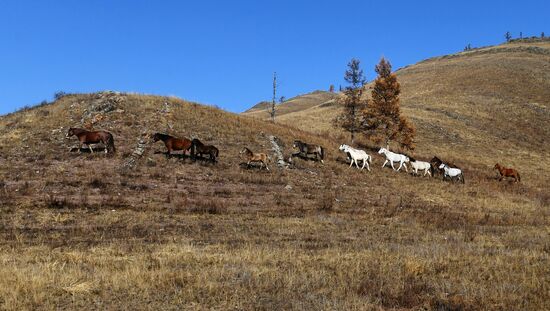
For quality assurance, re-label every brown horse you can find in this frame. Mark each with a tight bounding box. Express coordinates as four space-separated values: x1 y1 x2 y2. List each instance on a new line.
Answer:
67 128 116 153
494 163 521 182
240 147 270 170
191 138 219 162
152 133 192 156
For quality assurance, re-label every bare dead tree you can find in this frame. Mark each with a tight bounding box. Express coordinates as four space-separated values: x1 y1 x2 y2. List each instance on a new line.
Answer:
270 72 277 122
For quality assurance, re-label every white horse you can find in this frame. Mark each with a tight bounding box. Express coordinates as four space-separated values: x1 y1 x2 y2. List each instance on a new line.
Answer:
410 159 431 176
378 147 409 172
339 144 372 171
439 163 465 183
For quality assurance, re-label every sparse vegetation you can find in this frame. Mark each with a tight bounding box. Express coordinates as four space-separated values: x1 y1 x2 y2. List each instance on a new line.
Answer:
0 41 549 309
505 31 512 42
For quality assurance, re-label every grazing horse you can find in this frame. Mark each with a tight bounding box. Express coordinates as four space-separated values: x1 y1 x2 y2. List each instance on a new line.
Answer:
378 147 409 172
240 147 270 170
67 128 115 153
338 144 372 171
439 163 465 184
152 133 192 156
494 163 520 182
409 157 431 176
293 140 325 163
191 138 219 162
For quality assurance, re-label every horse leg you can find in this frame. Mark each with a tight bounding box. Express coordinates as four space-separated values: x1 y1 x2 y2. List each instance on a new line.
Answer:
394 161 400 171
89 144 94 153
403 163 408 173
265 161 269 171
382 159 388 168
355 159 361 169
349 159 354 168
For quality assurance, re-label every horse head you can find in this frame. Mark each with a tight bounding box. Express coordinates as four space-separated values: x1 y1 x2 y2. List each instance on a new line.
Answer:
439 163 446 169
493 163 501 170
338 144 347 151
152 133 161 142
66 128 75 137
378 147 387 154
239 147 249 154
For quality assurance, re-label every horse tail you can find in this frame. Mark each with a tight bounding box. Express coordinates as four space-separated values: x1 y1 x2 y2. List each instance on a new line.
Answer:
461 173 465 184
368 154 372 163
517 172 521 182
320 146 325 160
107 133 116 153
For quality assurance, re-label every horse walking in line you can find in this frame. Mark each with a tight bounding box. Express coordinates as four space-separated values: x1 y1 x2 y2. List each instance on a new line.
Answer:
494 163 520 182
378 147 409 172
409 156 431 176
430 156 458 177
152 133 192 156
240 147 270 170
439 163 465 184
191 138 219 162
67 128 116 153
293 140 325 163
339 144 372 171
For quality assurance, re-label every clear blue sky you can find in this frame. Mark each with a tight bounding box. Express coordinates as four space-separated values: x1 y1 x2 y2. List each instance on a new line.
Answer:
0 0 547 115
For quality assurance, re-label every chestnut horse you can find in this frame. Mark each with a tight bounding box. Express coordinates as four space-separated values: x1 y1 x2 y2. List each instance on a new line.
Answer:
494 163 520 182
191 138 219 162
240 147 270 170
67 128 115 153
152 133 192 156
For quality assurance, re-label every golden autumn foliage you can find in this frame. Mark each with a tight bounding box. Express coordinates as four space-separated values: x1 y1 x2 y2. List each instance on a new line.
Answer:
362 57 416 150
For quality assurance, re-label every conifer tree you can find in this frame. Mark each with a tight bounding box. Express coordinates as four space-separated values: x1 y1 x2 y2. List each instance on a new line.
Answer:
332 58 367 143
361 57 415 150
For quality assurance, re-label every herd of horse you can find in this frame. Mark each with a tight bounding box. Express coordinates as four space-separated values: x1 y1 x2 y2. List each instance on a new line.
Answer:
66 128 521 183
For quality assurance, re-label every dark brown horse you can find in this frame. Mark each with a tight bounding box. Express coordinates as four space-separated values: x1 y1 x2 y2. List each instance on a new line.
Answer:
67 128 116 153
152 133 192 156
292 140 325 163
191 138 219 162
494 163 521 182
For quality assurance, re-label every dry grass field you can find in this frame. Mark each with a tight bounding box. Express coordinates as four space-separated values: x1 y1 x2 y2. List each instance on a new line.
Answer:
0 41 549 310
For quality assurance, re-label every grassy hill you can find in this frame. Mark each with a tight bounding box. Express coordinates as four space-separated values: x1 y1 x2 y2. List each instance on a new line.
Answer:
0 66 548 308
243 40 550 191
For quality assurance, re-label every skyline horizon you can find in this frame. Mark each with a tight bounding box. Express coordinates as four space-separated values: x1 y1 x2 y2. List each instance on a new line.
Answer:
1 0 548 115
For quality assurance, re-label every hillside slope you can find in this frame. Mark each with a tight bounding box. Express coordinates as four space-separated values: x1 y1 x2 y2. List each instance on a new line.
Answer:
243 41 550 190
0 90 548 310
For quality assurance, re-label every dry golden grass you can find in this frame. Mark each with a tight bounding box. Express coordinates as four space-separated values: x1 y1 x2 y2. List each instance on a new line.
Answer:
243 41 550 191
0 58 548 310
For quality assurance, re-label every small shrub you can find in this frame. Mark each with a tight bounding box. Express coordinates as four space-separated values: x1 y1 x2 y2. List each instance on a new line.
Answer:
188 198 225 214
54 91 67 100
89 178 107 189
45 195 74 209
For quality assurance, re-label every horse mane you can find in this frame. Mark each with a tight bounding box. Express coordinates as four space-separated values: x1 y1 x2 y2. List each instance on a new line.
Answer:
153 133 173 141
192 138 204 146
70 128 88 135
